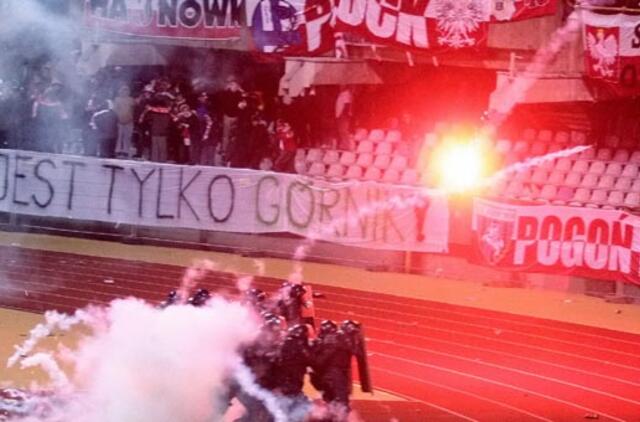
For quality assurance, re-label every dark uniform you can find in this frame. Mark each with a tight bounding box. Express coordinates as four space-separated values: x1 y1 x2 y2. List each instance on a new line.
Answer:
158 290 179 308
187 288 211 307
310 320 370 420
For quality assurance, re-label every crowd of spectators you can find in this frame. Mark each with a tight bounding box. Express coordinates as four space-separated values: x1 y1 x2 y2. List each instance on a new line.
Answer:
0 65 310 173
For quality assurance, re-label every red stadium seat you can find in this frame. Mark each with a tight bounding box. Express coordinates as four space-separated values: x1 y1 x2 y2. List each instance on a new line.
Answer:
607 191 625 208
540 185 557 201
569 188 591 206
389 155 409 171
375 142 393 155
613 149 630 162
578 148 596 160
555 157 572 172
353 128 368 142
385 130 402 144
523 128 536 141
531 168 548 184
294 160 307 175
597 174 615 190
630 151 640 164
368 129 385 143
586 189 607 208
588 161 606 175
596 148 613 161
547 170 565 185
306 148 324 162
538 129 553 142
400 169 418 185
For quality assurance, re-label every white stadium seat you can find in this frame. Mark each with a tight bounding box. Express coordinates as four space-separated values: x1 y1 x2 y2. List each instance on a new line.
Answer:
295 149 306 161
356 141 374 154
632 179 640 193
547 170 565 185
614 149 630 162
556 157 572 172
587 189 608 208
624 192 640 208
504 181 523 197
605 162 623 177
596 148 613 161
554 186 574 205
597 174 615 189
363 167 382 181
389 156 408 171
581 173 599 188
530 142 547 156
294 160 307 175
630 151 640 164
326 164 345 178
564 172 582 186
400 169 418 185
373 154 391 169
513 140 529 155
307 162 326 177
356 153 374 167
571 131 587 145
588 161 606 175
385 130 402 143
523 128 537 141
531 168 548 184
607 191 625 207
555 131 570 144
578 148 596 160
540 185 557 201
622 164 638 178
306 148 324 162
569 161 588 174
382 169 400 184
615 177 632 191
345 165 363 179
368 129 385 143
514 168 532 182
375 142 393 155
538 130 553 142
569 188 591 206
353 128 368 142
339 151 357 166
322 150 340 165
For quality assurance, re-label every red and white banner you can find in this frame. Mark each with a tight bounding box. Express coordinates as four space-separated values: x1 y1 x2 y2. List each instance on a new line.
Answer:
472 198 640 285
83 0 244 40
583 10 640 97
247 0 558 54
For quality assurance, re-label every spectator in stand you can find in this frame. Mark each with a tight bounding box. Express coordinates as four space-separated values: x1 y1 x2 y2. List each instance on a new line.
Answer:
90 99 118 158
274 118 297 172
139 95 173 162
219 75 246 165
133 86 154 159
113 84 135 158
194 91 216 165
335 85 353 150
174 103 199 165
31 83 68 153
247 94 271 169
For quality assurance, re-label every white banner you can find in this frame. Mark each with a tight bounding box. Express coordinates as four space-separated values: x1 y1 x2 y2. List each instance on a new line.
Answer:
0 150 449 253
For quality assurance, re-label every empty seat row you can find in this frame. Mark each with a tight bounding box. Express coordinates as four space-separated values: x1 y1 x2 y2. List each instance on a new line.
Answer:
297 162 419 185
496 182 640 209
355 140 407 155
521 128 587 145
299 150 410 171
511 168 640 191
353 128 403 144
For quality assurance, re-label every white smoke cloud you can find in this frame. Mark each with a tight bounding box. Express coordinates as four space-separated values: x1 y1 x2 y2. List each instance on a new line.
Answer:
6 297 261 422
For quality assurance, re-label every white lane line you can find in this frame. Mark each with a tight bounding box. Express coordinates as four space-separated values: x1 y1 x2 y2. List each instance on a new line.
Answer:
373 366 553 422
321 289 640 346
370 339 640 406
365 383 481 422
322 300 640 358
317 306 640 373
374 352 629 422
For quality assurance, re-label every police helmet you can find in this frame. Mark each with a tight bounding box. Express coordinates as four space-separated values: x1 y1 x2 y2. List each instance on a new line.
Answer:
287 323 309 339
319 320 338 336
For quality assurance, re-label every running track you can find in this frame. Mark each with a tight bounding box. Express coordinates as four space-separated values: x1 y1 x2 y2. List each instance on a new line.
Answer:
0 245 639 421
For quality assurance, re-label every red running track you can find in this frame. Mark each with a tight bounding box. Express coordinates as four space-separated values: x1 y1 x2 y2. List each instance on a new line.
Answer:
0 245 639 422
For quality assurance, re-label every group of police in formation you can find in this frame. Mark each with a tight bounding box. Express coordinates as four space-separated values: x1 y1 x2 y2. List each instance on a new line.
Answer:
160 282 372 422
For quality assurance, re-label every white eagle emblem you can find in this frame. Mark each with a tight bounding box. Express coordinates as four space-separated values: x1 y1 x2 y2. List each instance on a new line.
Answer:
481 221 505 263
587 29 618 78
435 0 485 48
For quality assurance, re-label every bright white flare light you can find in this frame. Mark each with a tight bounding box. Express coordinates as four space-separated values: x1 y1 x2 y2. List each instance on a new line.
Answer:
434 141 488 193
